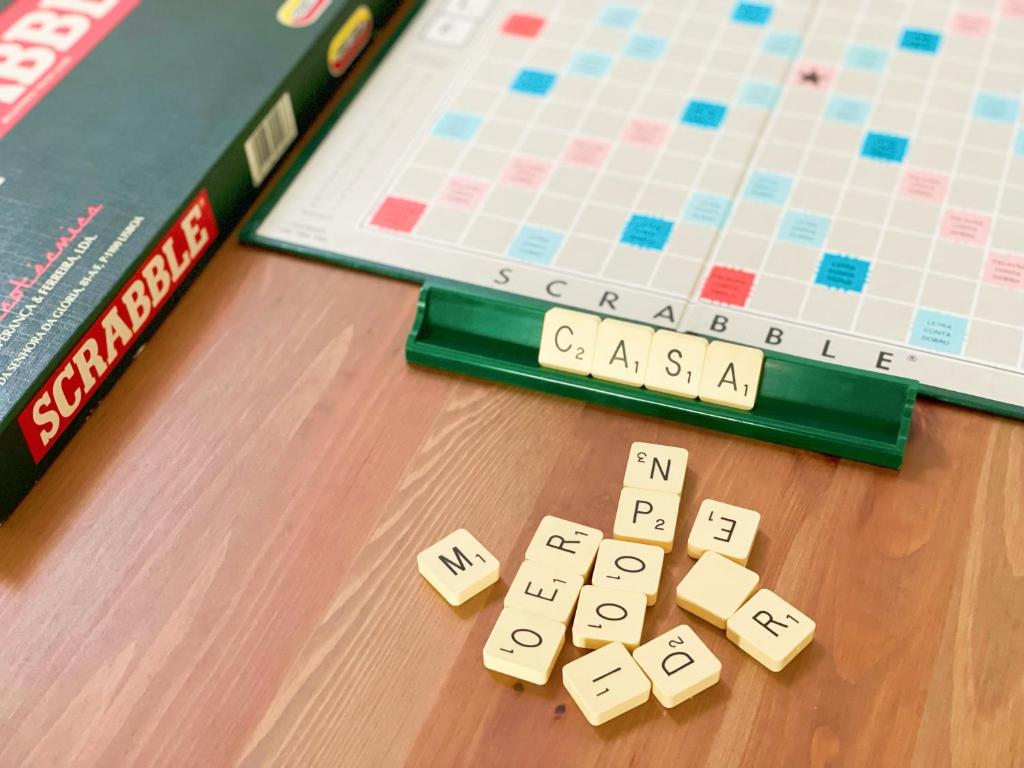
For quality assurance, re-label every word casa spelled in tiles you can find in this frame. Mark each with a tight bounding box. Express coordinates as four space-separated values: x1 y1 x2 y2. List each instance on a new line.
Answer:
676 551 760 629
417 528 499 606
572 585 647 650
525 515 602 576
483 607 566 685
538 308 763 411
623 441 688 494
632 625 721 709
504 560 584 624
591 539 665 606
688 499 761 566
727 589 815 672
562 642 651 726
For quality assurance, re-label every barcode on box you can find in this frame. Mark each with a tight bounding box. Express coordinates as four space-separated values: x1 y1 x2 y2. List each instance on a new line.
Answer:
244 92 298 187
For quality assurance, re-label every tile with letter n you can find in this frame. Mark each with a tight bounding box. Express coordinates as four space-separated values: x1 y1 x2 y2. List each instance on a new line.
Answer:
861 131 909 163
511 68 557 96
620 214 674 250
681 100 727 129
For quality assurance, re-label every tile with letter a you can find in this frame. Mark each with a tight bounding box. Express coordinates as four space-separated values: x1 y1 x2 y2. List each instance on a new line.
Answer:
727 589 815 672
483 607 566 684
698 340 763 411
644 330 707 400
417 528 500 606
676 551 759 628
504 559 584 624
687 499 761 566
591 319 654 387
525 515 603 576
632 624 721 708
591 539 665 605
623 441 688 494
538 307 601 375
572 585 647 650
563 642 651 726
613 486 680 552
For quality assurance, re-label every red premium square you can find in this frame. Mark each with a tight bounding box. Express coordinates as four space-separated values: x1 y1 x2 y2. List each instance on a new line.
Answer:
700 266 756 307
502 13 545 38
370 196 426 233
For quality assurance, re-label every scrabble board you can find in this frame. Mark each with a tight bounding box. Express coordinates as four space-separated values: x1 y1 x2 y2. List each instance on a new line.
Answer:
247 0 1024 417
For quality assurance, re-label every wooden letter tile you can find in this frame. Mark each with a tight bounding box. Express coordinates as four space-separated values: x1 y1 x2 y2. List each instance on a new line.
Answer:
483 607 566 685
643 330 707 399
632 624 721 708
417 528 500 606
572 585 647 650
591 318 653 387
687 499 761 566
504 559 584 624
538 307 600 376
727 589 815 672
562 642 651 726
613 487 680 552
698 340 764 411
623 441 688 494
525 515 603 576
675 551 759 628
591 539 664 605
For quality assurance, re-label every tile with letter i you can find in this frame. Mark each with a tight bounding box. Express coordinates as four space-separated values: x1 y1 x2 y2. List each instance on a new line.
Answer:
644 330 707 400
591 319 653 387
525 515 603 576
504 560 584 624
676 551 759 628
632 625 721 708
727 589 815 672
687 499 761 566
538 307 600 375
614 487 680 553
623 441 688 494
591 539 665 605
417 528 500 606
562 642 651 726
572 585 647 650
483 607 566 685
699 340 763 411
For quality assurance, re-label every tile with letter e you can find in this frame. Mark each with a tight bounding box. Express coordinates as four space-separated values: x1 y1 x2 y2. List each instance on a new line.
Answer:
417 528 500 606
623 441 688 494
483 607 566 684
572 585 647 650
614 487 680 552
591 318 653 387
676 551 759 628
538 307 600 375
681 100 727 129
592 539 665 605
525 515 603 576
644 330 707 400
632 625 721 708
563 642 651 726
727 589 815 672
504 559 584 624
687 499 761 566
698 340 763 411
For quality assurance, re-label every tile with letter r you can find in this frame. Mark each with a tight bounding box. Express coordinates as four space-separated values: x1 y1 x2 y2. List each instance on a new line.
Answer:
815 252 870 292
568 50 613 78
731 2 772 25
778 211 830 247
899 27 941 54
910 309 967 355
621 214 674 250
844 44 888 72
744 170 791 205
727 589 814 672
624 34 667 60
684 193 732 229
508 225 563 264
681 99 727 129
511 68 557 96
738 81 779 110
700 265 755 306
598 3 641 29
825 94 870 125
761 31 800 58
860 131 908 163
432 111 483 142
973 92 1019 123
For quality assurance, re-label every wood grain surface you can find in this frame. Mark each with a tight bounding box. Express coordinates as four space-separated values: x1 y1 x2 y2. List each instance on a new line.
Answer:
1 12 1022 768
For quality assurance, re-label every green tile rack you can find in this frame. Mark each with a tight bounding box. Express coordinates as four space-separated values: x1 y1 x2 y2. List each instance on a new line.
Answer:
405 283 917 468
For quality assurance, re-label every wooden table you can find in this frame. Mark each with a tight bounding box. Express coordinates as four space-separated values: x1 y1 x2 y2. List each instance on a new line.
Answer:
2 17 1022 768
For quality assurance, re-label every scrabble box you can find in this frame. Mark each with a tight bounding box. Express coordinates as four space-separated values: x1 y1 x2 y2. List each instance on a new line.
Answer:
0 0 411 519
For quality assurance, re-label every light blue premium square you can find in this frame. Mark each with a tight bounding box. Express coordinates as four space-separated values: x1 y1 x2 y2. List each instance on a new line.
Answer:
598 3 640 28
910 309 967 355
815 253 870 292
681 99 728 128
507 226 563 264
844 44 888 72
621 214 674 250
432 112 483 142
973 92 1019 123
899 28 941 54
511 68 557 96
825 95 871 125
861 131 909 163
778 211 830 247
744 170 792 205
568 51 613 77
739 81 780 109
732 2 772 25
684 193 732 229
624 34 667 60
762 31 801 58
1016 129 1024 156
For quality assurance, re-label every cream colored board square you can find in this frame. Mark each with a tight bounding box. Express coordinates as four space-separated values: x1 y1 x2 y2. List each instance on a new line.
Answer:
591 539 665 605
623 441 688 494
698 340 764 411
538 307 601 376
687 499 761 566
562 642 651 726
504 560 584 624
417 528 500 606
613 487 680 552
727 589 815 672
675 551 759 628
483 607 567 685
572 585 647 650
644 330 708 399
591 319 654 387
525 515 603 576
632 624 721 708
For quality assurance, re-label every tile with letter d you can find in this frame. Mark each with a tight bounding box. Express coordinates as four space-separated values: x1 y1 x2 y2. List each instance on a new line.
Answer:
417 528 500 606
727 589 814 672
614 486 680 552
563 642 651 726
633 624 721 708
483 607 566 684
